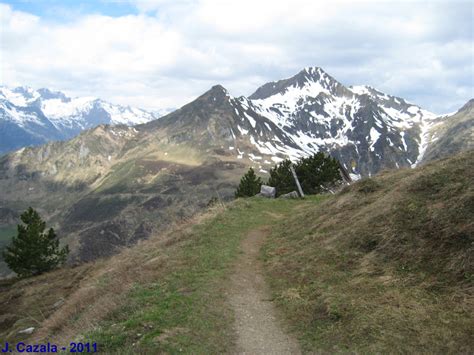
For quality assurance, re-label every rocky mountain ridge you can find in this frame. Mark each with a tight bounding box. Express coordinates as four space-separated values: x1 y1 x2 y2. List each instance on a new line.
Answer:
0 86 164 154
237 67 443 176
144 67 459 178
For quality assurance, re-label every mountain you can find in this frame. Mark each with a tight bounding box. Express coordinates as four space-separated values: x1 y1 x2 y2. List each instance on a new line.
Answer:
142 67 452 179
0 67 472 275
422 99 474 162
245 67 441 176
0 86 162 154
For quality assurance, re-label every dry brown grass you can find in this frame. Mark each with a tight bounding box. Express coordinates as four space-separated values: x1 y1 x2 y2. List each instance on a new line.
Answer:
262 151 474 353
0 205 223 347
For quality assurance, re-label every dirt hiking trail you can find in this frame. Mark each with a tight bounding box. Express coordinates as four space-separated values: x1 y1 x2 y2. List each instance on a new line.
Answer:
228 227 301 354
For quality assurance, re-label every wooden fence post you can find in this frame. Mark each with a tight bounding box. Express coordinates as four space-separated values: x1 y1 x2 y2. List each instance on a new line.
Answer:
290 165 305 198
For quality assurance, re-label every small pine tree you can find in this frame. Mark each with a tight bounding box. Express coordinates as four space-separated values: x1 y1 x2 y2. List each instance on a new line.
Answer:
2 207 69 277
267 154 343 196
235 167 263 198
296 152 342 194
267 159 297 197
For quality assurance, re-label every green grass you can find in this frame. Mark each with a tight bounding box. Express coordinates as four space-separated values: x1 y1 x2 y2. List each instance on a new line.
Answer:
85 197 316 354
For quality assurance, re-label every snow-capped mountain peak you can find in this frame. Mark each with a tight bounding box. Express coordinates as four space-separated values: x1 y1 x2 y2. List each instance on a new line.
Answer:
0 86 40 107
2 68 465 179
249 66 346 102
224 67 443 176
0 86 162 154
143 67 457 180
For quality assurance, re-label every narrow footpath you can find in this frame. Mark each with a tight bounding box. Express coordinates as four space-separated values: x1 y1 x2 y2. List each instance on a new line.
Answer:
228 227 301 355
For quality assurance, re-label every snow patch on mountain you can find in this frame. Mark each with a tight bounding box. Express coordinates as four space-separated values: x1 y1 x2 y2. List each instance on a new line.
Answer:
41 97 95 120
0 86 40 107
349 85 371 96
414 109 441 165
0 85 163 154
1 86 160 128
223 67 443 177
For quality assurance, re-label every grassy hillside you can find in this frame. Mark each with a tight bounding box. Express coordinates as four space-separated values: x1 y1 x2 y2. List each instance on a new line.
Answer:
0 198 313 353
0 151 472 353
263 150 473 352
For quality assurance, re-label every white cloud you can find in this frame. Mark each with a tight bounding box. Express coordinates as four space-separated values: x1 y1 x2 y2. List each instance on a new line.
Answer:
0 1 472 113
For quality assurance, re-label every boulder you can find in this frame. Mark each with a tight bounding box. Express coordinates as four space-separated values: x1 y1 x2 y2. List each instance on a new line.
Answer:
259 185 276 198
279 191 299 199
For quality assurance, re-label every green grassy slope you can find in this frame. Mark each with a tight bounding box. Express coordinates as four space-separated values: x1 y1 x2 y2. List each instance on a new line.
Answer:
0 198 317 353
85 197 314 353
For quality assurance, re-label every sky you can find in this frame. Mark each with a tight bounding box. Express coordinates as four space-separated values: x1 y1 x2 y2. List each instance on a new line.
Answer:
0 0 472 114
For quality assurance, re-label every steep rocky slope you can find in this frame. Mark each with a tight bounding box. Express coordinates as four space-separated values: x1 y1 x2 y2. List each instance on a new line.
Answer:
422 99 474 162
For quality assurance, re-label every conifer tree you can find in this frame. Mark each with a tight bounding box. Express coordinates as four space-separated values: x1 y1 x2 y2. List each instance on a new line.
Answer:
267 159 297 197
235 167 263 198
296 152 342 194
267 154 342 196
2 207 69 277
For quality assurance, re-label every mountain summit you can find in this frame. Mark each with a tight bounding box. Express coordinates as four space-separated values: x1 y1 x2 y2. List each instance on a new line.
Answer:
233 68 446 176
142 67 465 177
249 66 348 100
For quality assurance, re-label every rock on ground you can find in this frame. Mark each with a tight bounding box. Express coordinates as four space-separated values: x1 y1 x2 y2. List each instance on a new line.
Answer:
258 185 276 198
279 191 299 199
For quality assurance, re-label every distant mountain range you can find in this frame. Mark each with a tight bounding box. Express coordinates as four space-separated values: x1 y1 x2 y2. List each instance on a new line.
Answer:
0 67 471 275
0 86 165 154
2 68 466 176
